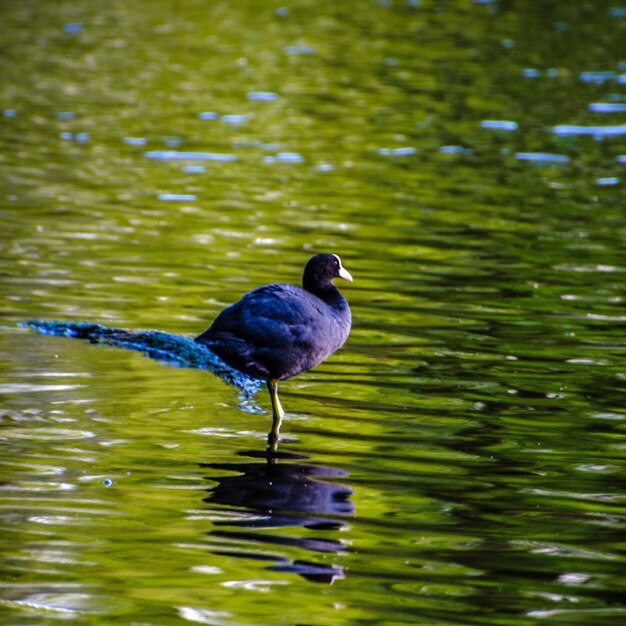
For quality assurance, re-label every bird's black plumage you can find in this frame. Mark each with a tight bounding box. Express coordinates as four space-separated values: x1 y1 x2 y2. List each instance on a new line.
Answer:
195 253 352 381
195 253 352 450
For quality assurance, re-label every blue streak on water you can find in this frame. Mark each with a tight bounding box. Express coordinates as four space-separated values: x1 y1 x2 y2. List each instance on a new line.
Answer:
610 7 626 17
378 147 416 156
264 152 305 163
588 102 626 113
124 137 148 145
618 155 626 163
553 124 626 138
198 112 219 120
21 321 261 397
595 177 620 186
284 45 315 55
57 111 76 120
144 151 238 162
579 71 616 84
63 23 83 35
158 193 198 202
440 145 474 155
522 68 541 78
222 114 249 124
59 132 89 142
247 92 279 101
162 136 184 148
515 152 570 163
181 165 205 173
4 109 17 117
481 120 518 131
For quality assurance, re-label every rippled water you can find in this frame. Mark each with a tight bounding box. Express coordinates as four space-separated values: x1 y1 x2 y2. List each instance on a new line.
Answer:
1 1 625 624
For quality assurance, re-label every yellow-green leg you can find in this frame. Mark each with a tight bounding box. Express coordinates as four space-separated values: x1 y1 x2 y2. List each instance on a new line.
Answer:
267 379 284 452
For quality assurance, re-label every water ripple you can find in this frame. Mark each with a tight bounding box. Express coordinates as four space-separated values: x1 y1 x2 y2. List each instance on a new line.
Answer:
0 383 83 394
0 427 96 441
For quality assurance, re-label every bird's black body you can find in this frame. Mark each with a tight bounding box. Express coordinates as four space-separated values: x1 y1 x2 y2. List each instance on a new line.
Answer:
195 254 352 382
195 253 353 451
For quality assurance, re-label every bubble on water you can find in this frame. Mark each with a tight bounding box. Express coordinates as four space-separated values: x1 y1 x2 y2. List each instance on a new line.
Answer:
102 478 114 487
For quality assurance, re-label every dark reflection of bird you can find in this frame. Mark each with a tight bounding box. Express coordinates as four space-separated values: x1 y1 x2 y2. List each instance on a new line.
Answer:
201 450 354 584
195 253 353 451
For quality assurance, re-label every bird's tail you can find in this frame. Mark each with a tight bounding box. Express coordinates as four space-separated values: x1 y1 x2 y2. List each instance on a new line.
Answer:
22 320 260 396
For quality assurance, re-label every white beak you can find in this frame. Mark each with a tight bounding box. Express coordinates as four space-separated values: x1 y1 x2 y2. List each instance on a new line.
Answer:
338 265 353 282
333 254 353 282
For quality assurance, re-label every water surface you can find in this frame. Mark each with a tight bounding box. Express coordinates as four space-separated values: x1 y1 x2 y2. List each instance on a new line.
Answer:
1 1 625 624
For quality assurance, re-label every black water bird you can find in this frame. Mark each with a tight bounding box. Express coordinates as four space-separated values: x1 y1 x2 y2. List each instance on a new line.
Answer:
195 253 353 450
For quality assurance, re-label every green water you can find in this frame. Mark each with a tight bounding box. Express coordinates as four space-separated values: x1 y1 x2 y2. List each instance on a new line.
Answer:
1 1 625 624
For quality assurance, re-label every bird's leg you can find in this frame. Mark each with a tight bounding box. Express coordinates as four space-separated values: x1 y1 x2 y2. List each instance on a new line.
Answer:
267 379 284 453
